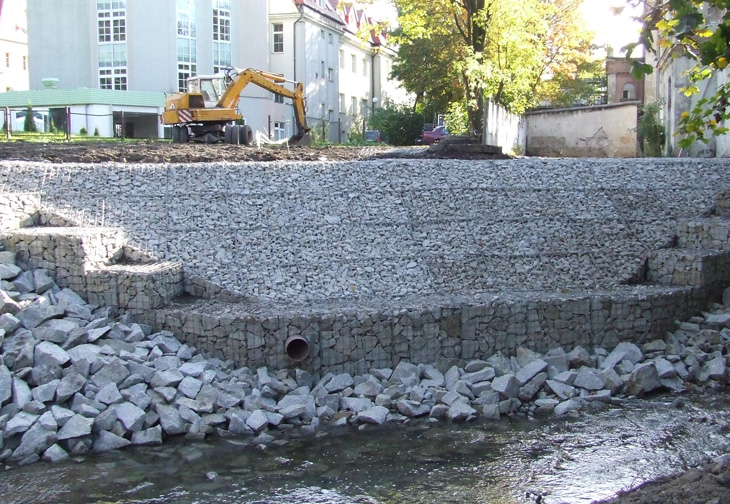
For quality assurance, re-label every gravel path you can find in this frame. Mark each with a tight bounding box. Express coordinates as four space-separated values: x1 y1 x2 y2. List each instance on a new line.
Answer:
1 158 729 307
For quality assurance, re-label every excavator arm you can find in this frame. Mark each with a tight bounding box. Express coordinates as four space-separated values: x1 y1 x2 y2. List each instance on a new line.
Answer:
220 68 310 144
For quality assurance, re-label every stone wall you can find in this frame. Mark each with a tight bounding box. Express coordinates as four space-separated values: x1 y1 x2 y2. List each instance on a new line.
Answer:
0 192 184 312
137 284 712 375
3 167 730 375
525 103 639 157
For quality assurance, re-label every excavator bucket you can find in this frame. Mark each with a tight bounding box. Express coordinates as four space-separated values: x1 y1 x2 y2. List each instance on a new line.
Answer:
288 130 312 146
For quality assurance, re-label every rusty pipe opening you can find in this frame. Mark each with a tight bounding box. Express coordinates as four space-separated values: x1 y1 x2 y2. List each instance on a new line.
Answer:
285 335 310 362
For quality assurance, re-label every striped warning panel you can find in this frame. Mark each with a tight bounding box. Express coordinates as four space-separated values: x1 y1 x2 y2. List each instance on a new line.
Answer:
178 110 193 123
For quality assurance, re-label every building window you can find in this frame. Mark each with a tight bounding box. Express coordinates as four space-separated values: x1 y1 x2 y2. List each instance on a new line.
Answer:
98 0 127 90
320 29 324 39
351 54 356 73
321 60 325 80
329 33 333 44
361 99 368 117
274 121 286 141
273 23 284 53
5 53 9 67
213 0 231 73
363 59 368 77
328 68 334 81
350 96 357 115
274 93 284 103
22 55 27 70
339 93 346 112
178 62 196 92
339 49 344 69
622 83 636 101
177 0 197 92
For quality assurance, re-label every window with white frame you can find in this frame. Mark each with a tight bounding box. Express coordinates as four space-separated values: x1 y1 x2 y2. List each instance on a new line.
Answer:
339 93 346 112
213 0 231 73
273 23 284 53
361 99 368 117
363 59 368 77
328 68 334 81
97 0 127 90
177 0 197 92
274 121 286 140
350 96 357 115
622 83 636 100
351 54 356 72
339 49 344 69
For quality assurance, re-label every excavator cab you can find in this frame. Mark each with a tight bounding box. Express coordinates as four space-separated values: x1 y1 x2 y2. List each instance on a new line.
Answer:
186 76 227 108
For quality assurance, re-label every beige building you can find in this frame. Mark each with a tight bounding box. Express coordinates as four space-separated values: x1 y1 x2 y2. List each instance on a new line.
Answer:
0 0 29 92
606 57 644 104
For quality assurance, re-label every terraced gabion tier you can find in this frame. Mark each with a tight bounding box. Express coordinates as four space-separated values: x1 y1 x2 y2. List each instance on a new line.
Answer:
2 158 729 307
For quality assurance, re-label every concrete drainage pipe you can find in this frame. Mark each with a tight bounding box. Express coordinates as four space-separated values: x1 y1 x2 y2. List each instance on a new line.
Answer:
285 336 310 362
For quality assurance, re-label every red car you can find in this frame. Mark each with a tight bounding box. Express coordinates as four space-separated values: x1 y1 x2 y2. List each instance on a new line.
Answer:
421 125 449 145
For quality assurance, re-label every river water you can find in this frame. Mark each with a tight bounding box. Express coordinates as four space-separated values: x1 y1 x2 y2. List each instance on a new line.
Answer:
2 391 729 504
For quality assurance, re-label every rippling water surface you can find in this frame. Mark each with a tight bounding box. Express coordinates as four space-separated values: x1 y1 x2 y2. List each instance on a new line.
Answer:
2 392 729 504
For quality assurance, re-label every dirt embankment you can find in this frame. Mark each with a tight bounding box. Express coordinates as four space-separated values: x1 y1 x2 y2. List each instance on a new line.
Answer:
0 140 508 164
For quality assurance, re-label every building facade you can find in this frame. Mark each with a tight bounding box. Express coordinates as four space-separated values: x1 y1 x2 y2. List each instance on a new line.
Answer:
0 0 29 92
25 0 272 137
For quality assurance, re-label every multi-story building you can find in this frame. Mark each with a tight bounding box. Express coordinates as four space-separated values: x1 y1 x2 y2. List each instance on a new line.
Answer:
23 0 271 137
0 0 29 92
269 0 408 143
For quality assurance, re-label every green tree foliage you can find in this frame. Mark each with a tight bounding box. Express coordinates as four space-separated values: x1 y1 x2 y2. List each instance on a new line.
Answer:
23 104 37 133
638 100 666 156
390 0 594 133
629 0 730 147
369 103 424 145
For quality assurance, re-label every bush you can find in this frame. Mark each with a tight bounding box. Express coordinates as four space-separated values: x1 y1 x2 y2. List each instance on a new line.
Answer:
24 104 37 133
79 127 88 136
94 127 100 137
444 101 469 136
638 101 666 157
369 104 424 146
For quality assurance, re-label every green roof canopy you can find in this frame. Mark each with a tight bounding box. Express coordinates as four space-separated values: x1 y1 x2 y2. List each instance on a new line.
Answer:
0 88 166 108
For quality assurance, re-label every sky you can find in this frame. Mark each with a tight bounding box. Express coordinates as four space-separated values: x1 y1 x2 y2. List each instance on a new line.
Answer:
579 0 644 56
368 0 644 56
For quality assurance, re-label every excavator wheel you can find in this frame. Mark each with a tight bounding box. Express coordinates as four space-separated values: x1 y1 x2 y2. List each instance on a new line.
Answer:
230 125 240 145
240 125 253 146
171 126 181 144
224 125 233 144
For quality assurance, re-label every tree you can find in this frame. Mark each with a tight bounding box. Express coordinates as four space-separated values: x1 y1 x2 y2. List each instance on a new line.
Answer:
368 103 424 145
24 104 37 133
390 0 595 134
628 0 730 147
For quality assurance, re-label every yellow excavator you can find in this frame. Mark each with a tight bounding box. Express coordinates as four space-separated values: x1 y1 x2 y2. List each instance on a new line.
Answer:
161 67 311 145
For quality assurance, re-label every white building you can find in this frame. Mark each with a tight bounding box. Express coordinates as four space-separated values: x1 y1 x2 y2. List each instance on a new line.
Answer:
0 0 29 92
24 0 274 138
269 0 409 143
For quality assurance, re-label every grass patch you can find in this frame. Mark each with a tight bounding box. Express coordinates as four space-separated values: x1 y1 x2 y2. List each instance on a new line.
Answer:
0 132 169 144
